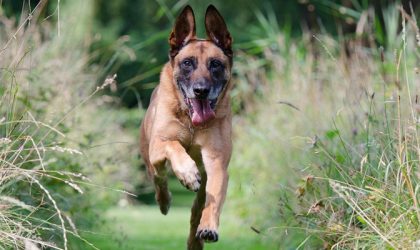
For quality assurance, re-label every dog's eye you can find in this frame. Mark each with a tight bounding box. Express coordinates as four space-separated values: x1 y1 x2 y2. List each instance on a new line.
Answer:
210 60 222 69
182 59 193 68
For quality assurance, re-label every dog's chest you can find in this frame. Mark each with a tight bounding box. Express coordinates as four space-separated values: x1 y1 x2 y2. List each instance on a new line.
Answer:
187 144 203 167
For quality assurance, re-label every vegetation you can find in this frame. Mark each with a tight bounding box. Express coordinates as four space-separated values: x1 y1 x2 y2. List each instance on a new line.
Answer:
228 5 420 248
0 1 141 249
1 0 419 249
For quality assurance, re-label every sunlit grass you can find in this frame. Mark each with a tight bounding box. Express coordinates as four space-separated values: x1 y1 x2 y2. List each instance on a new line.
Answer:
0 1 136 249
228 5 419 249
79 206 275 250
1 1 419 249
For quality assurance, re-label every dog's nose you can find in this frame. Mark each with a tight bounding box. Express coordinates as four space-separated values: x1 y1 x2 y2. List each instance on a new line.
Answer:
193 86 210 99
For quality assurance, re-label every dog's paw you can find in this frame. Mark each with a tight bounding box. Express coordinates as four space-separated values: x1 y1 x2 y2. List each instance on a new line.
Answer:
174 160 201 192
155 191 172 215
196 228 218 242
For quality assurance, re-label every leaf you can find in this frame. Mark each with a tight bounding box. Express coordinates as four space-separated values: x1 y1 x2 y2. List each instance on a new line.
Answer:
356 215 367 225
325 129 339 140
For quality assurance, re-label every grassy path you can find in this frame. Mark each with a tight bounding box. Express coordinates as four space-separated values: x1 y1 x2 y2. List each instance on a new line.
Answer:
82 206 274 250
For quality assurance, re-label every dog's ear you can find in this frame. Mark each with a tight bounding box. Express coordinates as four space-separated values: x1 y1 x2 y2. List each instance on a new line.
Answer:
205 5 232 57
169 5 196 58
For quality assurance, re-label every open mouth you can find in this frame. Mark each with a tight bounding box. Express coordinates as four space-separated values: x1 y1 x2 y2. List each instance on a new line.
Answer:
185 98 217 126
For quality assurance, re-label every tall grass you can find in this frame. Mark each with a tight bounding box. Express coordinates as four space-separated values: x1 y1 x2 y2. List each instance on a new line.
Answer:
0 2 92 248
228 5 419 248
1 1 417 249
0 1 141 248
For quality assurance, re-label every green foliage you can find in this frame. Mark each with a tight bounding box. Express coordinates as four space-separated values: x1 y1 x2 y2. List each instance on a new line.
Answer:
228 4 419 248
89 0 418 109
298 95 419 248
2 1 419 249
0 1 143 248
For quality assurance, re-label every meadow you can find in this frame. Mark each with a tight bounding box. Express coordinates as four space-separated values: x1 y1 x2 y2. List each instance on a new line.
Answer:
0 1 419 249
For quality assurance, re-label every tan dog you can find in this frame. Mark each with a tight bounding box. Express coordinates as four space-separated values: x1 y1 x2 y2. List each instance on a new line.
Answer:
139 4 233 249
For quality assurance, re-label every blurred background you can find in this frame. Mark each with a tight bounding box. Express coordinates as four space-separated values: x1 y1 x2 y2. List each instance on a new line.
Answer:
1 0 419 249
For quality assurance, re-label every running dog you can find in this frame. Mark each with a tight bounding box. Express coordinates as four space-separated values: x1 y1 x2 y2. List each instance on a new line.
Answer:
140 5 233 249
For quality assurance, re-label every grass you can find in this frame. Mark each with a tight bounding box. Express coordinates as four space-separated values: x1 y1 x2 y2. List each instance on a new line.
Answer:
72 175 275 249
0 2 91 248
227 4 420 249
77 177 275 249
81 206 275 250
1 1 419 249
0 1 141 248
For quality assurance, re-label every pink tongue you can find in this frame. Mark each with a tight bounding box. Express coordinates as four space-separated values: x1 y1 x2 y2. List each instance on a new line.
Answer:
190 98 216 126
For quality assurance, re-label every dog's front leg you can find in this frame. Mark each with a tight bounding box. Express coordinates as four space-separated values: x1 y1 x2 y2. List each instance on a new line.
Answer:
150 139 201 192
196 147 230 242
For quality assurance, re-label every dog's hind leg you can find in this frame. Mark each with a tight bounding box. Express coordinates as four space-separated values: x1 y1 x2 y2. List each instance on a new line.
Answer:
140 124 171 215
140 141 172 215
146 158 172 215
154 173 171 215
187 171 207 250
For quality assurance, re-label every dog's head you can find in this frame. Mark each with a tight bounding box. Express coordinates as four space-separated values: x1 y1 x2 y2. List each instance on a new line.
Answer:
169 5 232 127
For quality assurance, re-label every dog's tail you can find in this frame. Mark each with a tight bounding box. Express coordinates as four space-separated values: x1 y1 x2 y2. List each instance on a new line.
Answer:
187 171 207 250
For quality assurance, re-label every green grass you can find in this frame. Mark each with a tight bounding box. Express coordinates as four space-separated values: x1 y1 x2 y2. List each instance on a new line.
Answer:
3 1 419 249
0 2 142 248
80 178 275 249
226 5 420 248
81 206 275 250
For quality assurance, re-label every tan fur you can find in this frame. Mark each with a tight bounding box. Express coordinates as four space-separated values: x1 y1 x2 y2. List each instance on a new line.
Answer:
140 40 232 249
140 5 232 248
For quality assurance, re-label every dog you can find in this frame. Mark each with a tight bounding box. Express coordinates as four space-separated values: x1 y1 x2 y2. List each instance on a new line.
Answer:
139 4 233 249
